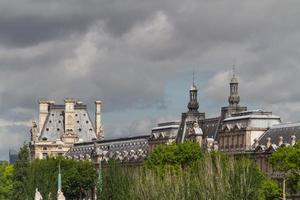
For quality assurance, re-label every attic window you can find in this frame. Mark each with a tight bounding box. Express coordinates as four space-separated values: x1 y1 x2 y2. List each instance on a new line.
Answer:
78 128 82 132
77 121 80 123
75 114 78 116
57 128 60 131
86 121 89 124
52 114 54 116
58 120 61 123
83 114 86 116
46 128 49 131
49 120 52 123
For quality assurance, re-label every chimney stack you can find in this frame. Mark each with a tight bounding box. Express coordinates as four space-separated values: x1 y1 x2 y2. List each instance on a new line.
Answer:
266 137 271 148
291 135 296 146
278 136 283 146
95 100 103 139
64 98 75 132
39 100 53 133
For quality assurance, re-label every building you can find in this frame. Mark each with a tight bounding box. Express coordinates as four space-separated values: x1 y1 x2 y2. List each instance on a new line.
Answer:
29 98 103 159
29 71 299 176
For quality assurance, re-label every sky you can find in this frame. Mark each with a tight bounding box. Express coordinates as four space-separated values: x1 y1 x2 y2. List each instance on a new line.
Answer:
1 0 300 160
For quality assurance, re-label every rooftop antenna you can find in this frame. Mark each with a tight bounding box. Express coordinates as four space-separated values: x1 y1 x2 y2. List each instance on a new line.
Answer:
232 64 236 78
192 69 195 85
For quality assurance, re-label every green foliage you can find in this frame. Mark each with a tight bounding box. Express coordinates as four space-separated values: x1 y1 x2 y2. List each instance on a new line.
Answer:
10 145 97 200
12 144 30 200
270 141 300 195
99 160 133 200
144 141 203 169
270 141 300 175
0 162 13 200
258 178 281 200
101 147 273 200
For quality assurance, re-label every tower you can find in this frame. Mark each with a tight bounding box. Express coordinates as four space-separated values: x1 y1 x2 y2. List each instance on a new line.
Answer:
228 65 240 107
187 71 199 113
221 65 247 119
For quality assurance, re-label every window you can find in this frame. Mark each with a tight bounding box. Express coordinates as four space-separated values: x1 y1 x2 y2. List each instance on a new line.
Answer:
86 121 89 124
52 114 54 116
57 128 60 131
75 114 78 117
46 128 49 131
58 120 61 123
77 121 80 123
42 137 47 141
42 153 48 159
78 128 82 132
43 147 47 150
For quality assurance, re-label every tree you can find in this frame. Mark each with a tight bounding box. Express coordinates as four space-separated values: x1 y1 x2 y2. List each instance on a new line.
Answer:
144 141 203 169
12 144 30 200
270 141 300 176
270 141 300 196
0 162 13 200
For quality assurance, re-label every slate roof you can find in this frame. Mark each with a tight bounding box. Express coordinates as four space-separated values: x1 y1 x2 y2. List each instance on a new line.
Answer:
201 117 221 139
66 135 149 162
40 106 97 142
258 122 300 145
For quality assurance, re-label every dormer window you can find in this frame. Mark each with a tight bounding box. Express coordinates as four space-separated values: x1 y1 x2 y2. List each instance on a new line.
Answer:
86 121 89 124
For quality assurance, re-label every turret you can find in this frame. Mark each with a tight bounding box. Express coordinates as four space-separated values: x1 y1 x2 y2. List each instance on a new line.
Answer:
228 65 240 107
187 83 199 112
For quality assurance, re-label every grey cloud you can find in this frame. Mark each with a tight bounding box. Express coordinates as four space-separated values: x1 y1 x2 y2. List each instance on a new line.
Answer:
1 0 300 158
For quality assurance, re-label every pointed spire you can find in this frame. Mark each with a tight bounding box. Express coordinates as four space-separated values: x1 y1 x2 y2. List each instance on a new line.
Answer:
58 162 61 192
188 70 199 112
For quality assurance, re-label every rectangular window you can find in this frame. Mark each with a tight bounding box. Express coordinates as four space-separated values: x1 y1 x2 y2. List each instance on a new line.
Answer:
42 153 48 159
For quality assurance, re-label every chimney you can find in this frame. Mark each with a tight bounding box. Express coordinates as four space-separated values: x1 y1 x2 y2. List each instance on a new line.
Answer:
39 100 51 133
291 135 296 146
64 98 75 132
266 137 271 148
254 138 259 148
278 136 283 146
95 100 103 139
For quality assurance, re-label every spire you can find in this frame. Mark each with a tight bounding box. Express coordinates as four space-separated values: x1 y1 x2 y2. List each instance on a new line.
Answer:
58 163 61 192
228 65 240 106
188 71 199 112
57 162 66 200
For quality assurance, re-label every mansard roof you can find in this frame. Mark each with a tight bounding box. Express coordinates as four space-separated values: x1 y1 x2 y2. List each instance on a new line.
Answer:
258 122 300 145
66 135 149 162
39 105 97 142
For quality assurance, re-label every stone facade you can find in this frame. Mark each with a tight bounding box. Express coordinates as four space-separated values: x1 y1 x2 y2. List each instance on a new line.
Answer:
30 72 299 177
30 99 103 159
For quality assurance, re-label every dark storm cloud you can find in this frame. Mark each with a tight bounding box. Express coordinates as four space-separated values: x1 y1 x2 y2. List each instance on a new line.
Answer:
1 0 300 158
